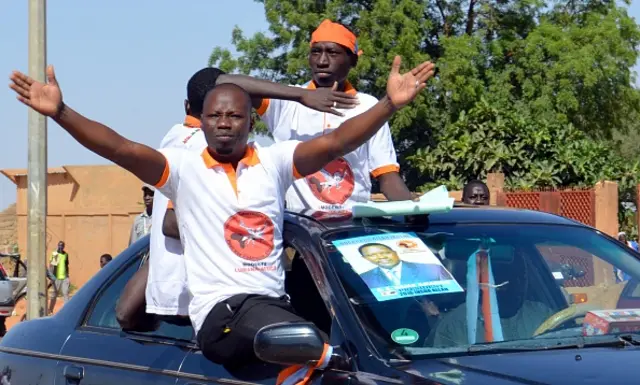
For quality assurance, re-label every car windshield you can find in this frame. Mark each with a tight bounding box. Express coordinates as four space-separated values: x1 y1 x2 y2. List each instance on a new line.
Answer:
322 221 640 359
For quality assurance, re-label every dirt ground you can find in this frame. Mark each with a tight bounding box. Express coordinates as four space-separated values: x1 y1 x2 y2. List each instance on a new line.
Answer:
5 293 68 331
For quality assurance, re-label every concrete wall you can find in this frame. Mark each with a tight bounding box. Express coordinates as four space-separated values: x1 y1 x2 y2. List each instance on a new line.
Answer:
2 165 147 289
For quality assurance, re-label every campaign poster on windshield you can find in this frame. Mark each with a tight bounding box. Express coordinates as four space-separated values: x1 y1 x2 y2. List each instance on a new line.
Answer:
332 232 464 302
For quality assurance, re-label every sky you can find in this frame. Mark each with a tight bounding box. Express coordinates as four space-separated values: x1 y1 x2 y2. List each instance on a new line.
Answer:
0 1 639 210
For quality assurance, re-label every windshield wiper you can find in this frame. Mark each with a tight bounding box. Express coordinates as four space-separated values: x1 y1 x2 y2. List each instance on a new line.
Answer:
616 334 640 346
468 334 640 354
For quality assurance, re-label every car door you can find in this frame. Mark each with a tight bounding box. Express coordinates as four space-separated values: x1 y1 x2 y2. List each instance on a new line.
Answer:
176 351 282 385
0 254 26 300
55 248 192 385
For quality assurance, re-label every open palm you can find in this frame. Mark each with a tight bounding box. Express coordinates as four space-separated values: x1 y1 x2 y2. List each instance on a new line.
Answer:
386 56 435 110
9 65 63 117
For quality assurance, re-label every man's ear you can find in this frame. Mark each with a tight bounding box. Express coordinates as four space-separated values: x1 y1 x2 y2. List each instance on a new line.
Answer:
184 99 190 115
350 52 358 68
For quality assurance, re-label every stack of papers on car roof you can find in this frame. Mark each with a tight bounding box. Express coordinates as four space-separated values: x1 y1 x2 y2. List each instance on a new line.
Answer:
352 185 455 218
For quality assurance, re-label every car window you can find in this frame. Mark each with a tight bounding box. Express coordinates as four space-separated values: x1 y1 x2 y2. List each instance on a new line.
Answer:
323 223 640 359
85 247 194 342
628 282 640 298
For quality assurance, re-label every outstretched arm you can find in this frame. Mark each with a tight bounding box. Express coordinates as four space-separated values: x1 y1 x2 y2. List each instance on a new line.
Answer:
217 74 358 116
9 66 166 187
293 57 435 177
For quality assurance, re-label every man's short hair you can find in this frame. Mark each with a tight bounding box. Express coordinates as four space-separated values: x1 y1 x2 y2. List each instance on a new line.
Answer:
358 243 392 255
462 179 489 197
204 83 253 114
187 67 226 116
100 253 112 261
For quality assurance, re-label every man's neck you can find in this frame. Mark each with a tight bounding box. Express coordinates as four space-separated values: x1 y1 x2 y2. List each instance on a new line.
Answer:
313 80 348 91
208 147 245 169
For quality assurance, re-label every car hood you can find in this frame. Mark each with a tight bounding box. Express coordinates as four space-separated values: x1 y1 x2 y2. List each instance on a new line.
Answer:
397 345 640 384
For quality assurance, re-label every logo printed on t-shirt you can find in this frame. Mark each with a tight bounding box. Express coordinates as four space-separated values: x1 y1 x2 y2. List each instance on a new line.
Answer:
305 157 355 205
224 211 275 261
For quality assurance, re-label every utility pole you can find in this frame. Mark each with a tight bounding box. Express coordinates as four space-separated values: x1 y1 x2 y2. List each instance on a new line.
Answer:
26 0 48 320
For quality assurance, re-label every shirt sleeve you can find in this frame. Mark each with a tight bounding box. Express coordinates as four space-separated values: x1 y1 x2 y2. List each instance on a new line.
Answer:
153 148 186 202
256 97 285 135
267 140 303 191
367 121 400 178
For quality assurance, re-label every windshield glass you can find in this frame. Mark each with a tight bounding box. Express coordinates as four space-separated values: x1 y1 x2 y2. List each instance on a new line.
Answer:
322 222 640 358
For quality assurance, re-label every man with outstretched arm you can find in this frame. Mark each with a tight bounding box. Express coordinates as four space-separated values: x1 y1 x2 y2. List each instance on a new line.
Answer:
9 56 434 381
115 67 360 331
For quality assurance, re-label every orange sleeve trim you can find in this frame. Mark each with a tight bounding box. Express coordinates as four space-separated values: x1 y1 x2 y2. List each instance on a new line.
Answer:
166 200 174 209
293 163 303 180
154 158 170 188
256 98 270 116
370 164 400 178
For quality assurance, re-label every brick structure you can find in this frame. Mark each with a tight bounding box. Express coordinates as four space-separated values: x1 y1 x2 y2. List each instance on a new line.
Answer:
496 182 618 288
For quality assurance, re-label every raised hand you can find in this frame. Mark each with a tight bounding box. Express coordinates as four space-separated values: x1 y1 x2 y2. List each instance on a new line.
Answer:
9 65 63 117
386 56 435 110
300 82 360 116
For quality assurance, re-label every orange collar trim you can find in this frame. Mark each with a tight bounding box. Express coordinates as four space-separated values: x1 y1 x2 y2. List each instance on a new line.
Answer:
306 80 357 96
183 115 201 128
201 144 260 168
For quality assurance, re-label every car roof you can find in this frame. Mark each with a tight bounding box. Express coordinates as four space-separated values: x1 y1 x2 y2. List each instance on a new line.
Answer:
284 204 586 232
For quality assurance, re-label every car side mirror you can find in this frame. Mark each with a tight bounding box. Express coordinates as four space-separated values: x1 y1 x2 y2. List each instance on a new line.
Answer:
254 322 326 366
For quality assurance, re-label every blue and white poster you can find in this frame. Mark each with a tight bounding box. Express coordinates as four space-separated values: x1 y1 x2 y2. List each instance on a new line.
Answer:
332 232 464 302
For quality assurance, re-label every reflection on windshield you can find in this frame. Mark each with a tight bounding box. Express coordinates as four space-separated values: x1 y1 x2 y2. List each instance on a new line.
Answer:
323 224 640 358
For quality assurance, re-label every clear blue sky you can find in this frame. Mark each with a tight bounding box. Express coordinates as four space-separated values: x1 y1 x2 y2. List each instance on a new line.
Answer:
0 0 273 210
0 1 639 210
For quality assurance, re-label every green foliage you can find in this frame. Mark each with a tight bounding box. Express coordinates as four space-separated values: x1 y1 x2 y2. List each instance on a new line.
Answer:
407 98 640 190
209 0 640 223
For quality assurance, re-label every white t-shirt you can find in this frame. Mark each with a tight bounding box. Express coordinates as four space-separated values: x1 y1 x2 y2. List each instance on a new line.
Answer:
257 80 399 212
145 118 207 316
154 140 302 334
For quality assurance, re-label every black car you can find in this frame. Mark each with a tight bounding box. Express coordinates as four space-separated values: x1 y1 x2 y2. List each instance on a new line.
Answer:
2 206 640 384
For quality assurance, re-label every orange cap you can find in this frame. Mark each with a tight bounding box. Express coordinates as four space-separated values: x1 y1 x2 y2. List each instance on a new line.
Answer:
310 19 363 56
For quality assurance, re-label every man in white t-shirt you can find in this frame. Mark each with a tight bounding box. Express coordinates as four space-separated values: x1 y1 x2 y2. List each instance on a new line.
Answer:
257 20 416 215
9 56 434 374
114 67 361 330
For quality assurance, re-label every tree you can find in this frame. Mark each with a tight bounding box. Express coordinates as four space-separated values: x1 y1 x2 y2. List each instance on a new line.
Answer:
210 0 640 192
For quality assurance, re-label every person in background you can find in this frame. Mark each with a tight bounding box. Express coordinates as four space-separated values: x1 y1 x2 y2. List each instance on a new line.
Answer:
462 180 490 206
257 19 416 214
100 254 113 269
615 232 636 282
129 184 154 245
48 240 70 313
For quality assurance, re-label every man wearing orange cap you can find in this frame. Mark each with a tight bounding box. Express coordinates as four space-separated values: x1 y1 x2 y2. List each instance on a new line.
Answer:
257 19 416 215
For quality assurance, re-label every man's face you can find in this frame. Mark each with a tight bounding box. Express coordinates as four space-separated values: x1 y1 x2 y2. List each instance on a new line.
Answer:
202 87 252 163
360 244 400 269
142 188 154 208
100 257 110 268
466 185 489 205
57 242 64 252
309 42 353 88
619 234 628 244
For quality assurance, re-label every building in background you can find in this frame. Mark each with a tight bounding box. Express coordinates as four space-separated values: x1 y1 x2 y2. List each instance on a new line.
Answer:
1 165 146 288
